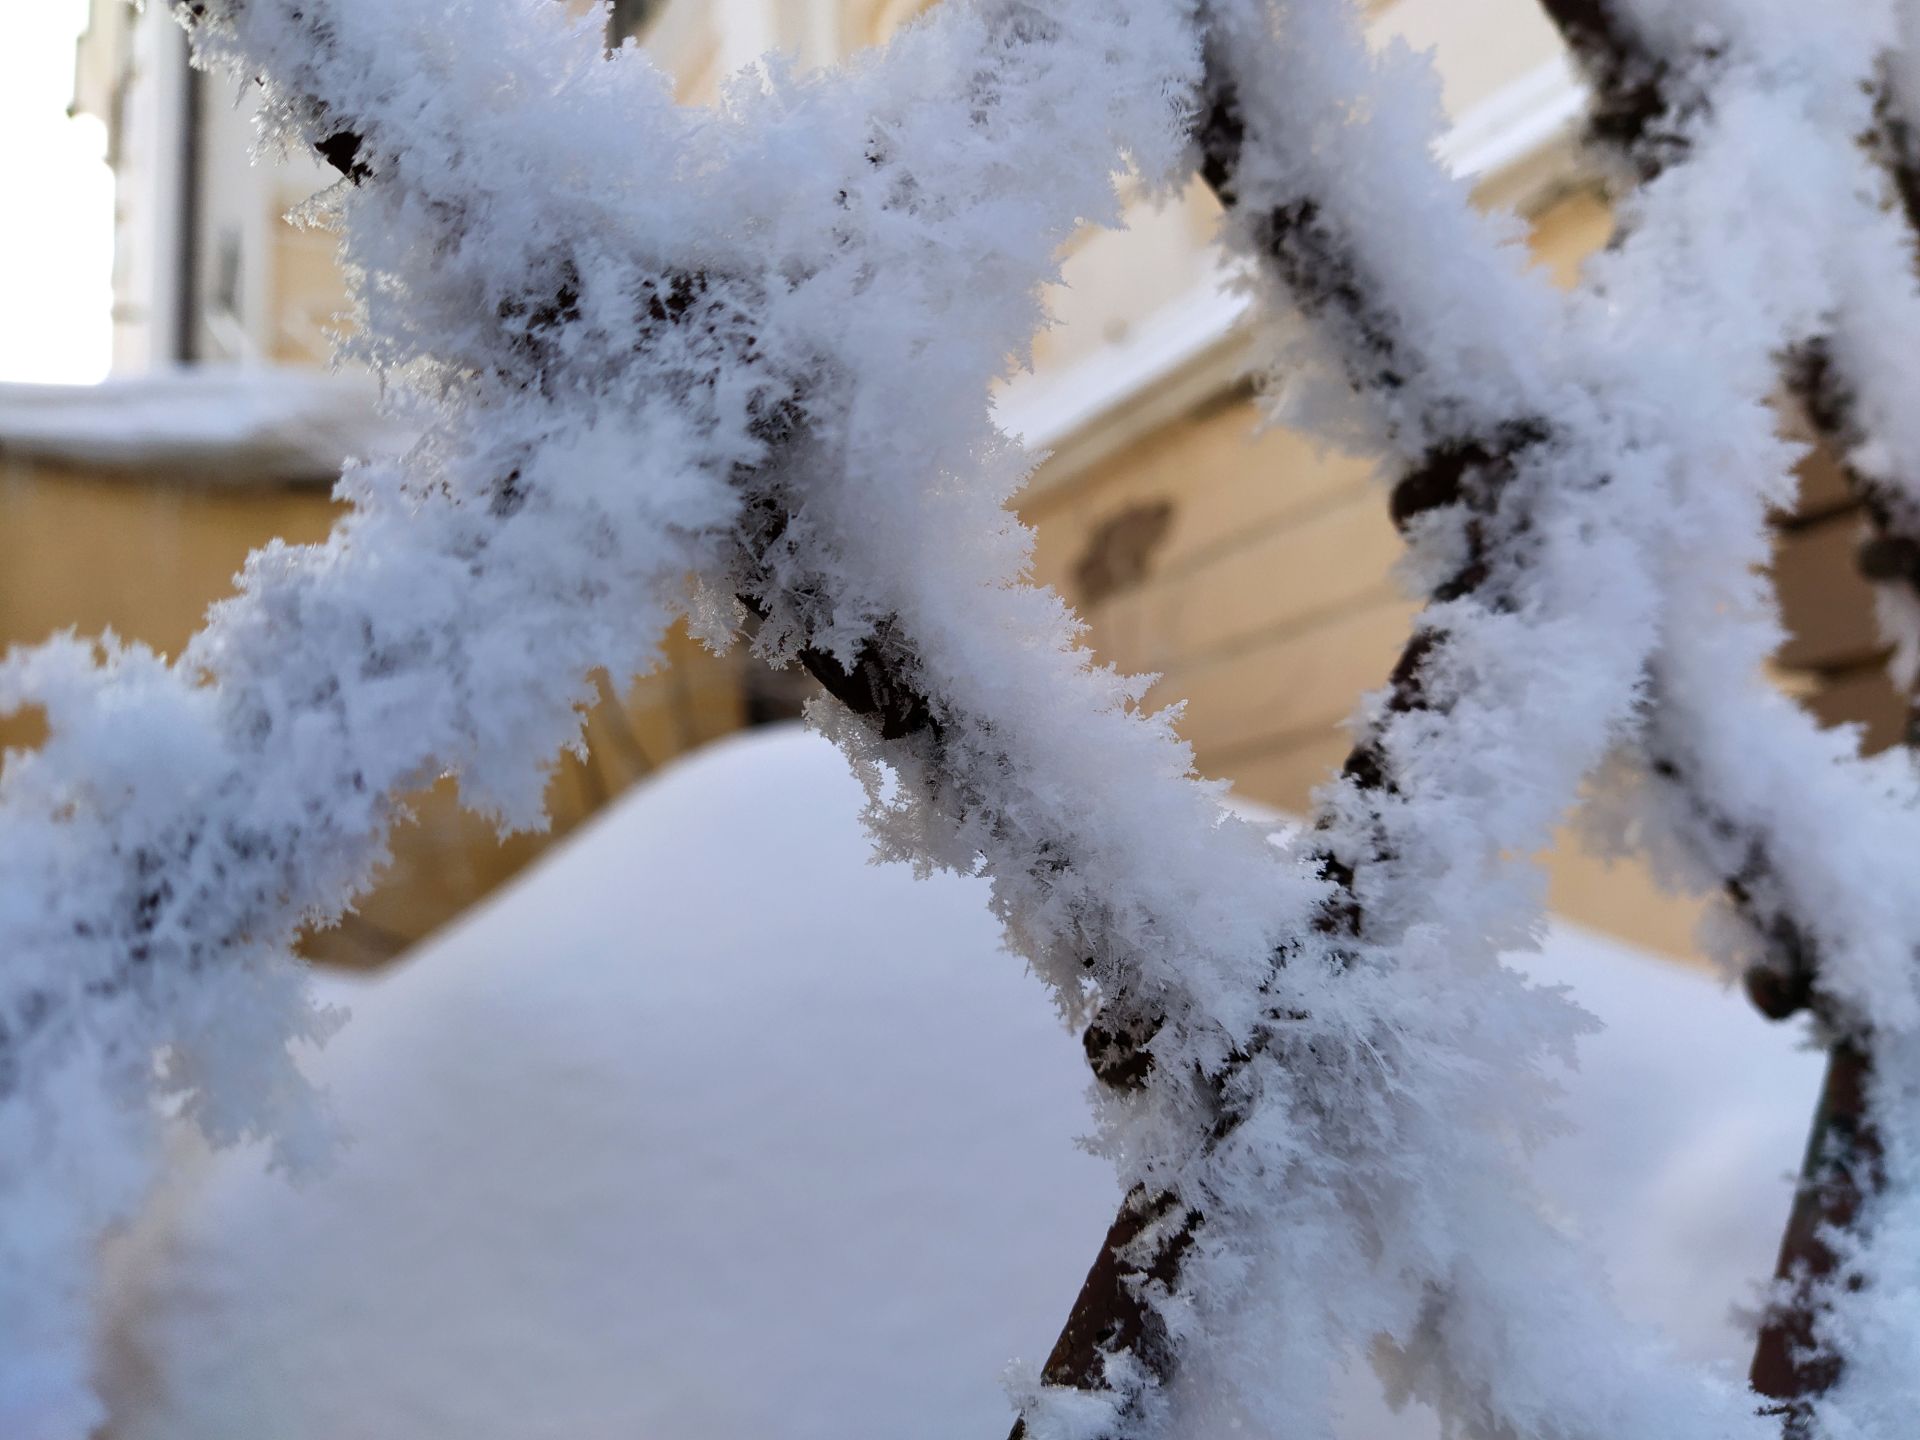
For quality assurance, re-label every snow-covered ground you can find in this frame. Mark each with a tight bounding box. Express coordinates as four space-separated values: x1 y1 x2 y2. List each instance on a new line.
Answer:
94 727 1823 1439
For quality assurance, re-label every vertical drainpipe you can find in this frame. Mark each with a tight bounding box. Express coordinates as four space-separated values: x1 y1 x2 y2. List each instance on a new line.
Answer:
141 11 187 370
173 59 203 364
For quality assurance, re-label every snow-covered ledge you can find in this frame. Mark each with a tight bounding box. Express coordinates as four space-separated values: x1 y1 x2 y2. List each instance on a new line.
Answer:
0 367 414 486
1001 54 1591 492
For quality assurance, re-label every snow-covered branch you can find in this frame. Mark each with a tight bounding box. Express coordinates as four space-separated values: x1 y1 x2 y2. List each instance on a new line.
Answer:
1536 0 1920 1427
1549 0 1920 732
2 3 1220 1433
1017 0 1813 1433
4 2 1895 1438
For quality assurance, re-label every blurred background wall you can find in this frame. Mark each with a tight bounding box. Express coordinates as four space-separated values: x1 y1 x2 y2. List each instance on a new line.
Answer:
0 0 1893 969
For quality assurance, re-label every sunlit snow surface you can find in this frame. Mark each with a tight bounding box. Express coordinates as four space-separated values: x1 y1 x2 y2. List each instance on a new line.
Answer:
97 728 1822 1439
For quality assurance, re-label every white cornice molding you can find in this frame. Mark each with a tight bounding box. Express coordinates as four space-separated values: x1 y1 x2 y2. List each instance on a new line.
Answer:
1443 52 1589 186
1003 53 1594 497
994 278 1254 488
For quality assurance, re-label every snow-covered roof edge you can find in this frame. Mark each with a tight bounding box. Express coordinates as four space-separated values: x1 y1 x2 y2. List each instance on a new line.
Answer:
0 366 416 486
1001 54 1591 493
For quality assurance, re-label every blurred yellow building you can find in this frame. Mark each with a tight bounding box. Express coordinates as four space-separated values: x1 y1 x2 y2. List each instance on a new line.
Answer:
6 0 1889 968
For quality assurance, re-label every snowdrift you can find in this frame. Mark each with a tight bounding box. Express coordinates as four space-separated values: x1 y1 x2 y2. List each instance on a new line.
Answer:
96 728 1822 1439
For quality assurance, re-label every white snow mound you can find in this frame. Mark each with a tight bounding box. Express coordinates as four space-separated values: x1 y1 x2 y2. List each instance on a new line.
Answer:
94 727 1823 1439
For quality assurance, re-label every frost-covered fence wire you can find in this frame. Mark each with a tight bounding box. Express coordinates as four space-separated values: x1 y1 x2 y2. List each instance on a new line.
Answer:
1536 0 1920 1426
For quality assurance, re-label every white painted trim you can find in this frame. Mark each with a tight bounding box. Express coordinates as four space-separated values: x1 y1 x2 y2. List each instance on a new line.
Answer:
1002 54 1593 495
995 277 1252 458
1435 53 1586 186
